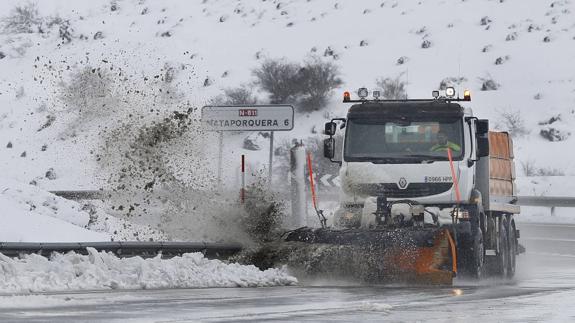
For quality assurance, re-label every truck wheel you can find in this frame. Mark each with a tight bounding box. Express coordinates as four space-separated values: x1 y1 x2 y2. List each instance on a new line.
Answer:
459 228 485 279
507 219 517 278
495 218 510 278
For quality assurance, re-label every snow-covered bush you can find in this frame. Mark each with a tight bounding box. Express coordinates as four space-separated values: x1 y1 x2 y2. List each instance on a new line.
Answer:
438 76 467 90
421 39 432 48
496 108 528 137
222 86 258 105
396 56 408 65
520 160 537 177
252 57 342 112
479 75 500 91
298 57 342 112
480 16 492 26
538 114 561 125
252 58 302 104
540 127 570 142
521 160 565 176
58 19 73 43
376 74 408 99
536 167 565 176
1 3 71 41
1 3 43 34
495 55 510 65
505 32 518 41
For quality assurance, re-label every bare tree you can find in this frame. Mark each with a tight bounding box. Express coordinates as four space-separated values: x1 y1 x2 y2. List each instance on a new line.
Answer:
496 108 528 137
222 86 258 105
252 59 302 104
299 57 342 112
1 3 42 34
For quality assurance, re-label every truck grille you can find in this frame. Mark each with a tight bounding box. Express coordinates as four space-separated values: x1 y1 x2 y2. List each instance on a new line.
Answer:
353 183 453 198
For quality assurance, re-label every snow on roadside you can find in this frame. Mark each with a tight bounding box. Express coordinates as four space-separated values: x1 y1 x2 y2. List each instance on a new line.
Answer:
0 178 109 242
0 178 166 242
0 248 297 293
515 176 575 224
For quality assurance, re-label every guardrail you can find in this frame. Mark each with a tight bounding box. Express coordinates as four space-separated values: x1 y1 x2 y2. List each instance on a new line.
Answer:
516 196 575 216
50 190 110 200
0 241 242 259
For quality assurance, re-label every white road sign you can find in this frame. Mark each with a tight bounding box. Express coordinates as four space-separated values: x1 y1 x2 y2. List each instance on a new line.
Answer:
202 105 294 131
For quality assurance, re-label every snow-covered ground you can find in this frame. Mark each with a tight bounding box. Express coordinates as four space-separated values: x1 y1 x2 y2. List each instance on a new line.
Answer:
0 177 166 242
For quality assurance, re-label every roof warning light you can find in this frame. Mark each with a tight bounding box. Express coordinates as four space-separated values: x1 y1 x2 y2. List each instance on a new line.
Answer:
343 91 351 102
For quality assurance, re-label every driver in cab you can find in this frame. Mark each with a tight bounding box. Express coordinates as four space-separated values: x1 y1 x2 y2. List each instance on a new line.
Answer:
430 132 460 152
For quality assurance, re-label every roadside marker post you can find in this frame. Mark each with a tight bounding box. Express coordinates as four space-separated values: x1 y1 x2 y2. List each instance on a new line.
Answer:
241 154 245 204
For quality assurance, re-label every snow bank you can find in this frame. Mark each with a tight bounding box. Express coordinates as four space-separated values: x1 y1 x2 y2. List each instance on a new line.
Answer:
0 178 166 242
0 178 110 242
0 248 297 293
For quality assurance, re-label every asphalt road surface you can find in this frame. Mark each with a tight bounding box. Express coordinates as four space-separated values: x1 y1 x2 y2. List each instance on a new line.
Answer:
1 222 574 322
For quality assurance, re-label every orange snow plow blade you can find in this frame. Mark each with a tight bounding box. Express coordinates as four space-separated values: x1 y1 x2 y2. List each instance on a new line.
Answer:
270 227 458 285
384 229 457 285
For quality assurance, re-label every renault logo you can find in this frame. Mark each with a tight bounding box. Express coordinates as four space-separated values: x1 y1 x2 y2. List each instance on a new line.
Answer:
398 177 408 189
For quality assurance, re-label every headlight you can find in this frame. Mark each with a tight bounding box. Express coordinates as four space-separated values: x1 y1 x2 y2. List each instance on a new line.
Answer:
454 209 470 220
357 87 369 99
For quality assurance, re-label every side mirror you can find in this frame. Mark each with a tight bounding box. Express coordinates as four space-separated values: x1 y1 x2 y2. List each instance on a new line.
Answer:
477 136 489 158
476 119 489 135
324 137 335 159
324 122 337 136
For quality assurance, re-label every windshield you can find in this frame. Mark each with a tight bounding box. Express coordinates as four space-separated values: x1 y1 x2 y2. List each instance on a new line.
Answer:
344 118 464 162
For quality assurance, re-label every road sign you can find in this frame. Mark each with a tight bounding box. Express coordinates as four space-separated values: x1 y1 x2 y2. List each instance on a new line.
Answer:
201 105 294 131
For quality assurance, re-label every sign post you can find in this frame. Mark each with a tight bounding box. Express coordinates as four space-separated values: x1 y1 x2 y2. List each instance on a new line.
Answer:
202 105 294 190
217 131 223 190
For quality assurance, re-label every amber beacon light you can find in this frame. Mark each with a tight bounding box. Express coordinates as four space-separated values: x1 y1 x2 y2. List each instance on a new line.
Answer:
343 91 351 102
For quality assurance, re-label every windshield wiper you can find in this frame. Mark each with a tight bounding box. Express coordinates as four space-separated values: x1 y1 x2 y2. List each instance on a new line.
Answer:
403 154 448 161
347 154 450 163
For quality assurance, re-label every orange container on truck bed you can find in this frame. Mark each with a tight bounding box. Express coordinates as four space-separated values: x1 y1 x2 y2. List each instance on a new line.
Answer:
489 132 516 197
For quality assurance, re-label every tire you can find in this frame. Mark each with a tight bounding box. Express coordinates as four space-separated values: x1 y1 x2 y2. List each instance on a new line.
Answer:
471 229 485 279
495 218 510 278
460 228 485 279
507 219 517 278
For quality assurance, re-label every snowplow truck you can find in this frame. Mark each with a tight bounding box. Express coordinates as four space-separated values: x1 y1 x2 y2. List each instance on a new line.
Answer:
284 88 520 284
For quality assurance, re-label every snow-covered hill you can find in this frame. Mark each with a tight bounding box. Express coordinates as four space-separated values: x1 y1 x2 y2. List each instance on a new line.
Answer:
1 0 574 239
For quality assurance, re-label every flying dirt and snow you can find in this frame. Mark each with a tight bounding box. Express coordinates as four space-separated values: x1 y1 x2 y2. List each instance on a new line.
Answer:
0 0 575 321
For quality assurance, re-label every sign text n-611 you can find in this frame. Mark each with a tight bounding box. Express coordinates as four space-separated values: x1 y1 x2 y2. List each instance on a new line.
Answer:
201 105 294 131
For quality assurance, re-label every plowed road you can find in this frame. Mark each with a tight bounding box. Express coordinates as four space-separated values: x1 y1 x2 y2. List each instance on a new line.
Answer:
1 222 574 322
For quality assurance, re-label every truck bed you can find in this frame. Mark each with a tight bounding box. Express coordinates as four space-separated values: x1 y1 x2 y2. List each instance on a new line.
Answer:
478 132 520 214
